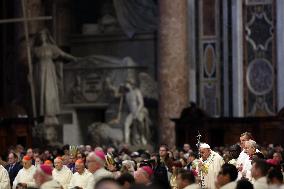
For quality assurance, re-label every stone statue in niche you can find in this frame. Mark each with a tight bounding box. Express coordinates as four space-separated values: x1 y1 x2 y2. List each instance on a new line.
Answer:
33 29 76 125
105 72 157 145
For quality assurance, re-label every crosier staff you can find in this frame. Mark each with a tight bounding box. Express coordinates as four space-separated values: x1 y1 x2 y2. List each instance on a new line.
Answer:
196 131 202 158
196 131 206 189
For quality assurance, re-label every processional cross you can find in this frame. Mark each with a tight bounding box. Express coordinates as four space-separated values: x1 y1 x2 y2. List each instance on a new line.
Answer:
0 0 52 125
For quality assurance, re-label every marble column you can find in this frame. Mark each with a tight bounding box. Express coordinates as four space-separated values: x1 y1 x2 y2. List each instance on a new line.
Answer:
187 0 197 103
222 0 229 116
232 0 244 116
158 1 188 148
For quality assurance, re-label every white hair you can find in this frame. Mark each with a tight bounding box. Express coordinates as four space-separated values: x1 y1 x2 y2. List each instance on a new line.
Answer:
245 140 257 149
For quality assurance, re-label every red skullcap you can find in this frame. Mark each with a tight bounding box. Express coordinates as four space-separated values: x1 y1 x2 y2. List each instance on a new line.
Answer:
23 155 31 161
75 159 84 164
40 164 53 175
44 160 53 165
141 166 153 177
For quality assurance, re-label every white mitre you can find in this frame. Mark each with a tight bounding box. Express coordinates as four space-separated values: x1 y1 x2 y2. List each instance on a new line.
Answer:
200 143 210 149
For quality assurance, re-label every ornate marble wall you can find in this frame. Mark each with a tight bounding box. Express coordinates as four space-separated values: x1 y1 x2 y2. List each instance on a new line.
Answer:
243 0 276 116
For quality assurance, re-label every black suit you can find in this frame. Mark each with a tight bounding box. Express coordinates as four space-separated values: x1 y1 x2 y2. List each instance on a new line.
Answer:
5 162 23 186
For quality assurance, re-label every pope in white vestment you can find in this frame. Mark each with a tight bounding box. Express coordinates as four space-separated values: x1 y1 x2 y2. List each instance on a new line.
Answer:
13 156 36 189
198 143 224 189
0 165 10 189
53 157 73 189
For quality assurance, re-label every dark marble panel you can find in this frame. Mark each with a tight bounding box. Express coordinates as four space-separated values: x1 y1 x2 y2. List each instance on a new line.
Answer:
202 0 216 36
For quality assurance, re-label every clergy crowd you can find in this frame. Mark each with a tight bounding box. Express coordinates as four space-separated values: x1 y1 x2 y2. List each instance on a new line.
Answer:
0 132 283 189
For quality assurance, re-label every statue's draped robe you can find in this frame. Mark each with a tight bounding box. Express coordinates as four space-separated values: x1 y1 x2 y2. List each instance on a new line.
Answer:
34 44 62 117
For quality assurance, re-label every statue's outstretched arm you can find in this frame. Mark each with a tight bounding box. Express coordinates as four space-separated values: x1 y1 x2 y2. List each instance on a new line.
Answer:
54 45 77 62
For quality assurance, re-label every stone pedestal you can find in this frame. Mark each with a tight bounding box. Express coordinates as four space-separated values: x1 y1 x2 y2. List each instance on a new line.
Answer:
158 1 188 148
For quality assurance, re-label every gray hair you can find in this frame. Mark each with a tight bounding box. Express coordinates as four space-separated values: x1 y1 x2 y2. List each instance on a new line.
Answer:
245 140 257 149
